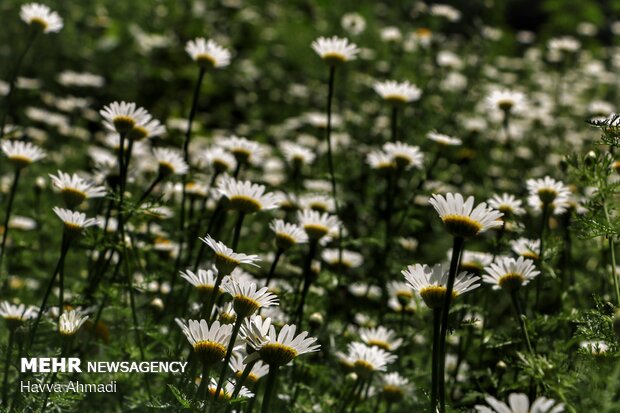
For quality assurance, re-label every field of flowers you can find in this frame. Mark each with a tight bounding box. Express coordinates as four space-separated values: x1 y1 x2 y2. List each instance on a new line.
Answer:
1 0 619 412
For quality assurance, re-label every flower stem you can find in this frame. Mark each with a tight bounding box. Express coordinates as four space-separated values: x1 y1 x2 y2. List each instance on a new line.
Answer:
438 236 464 413
390 105 398 143
602 201 620 306
212 316 244 411
295 239 318 328
430 307 441 413
231 212 245 251
260 365 280 413
510 290 535 355
226 360 257 410
196 362 211 398
535 203 550 309
30 233 71 346
2 329 14 407
265 248 283 287
0 168 22 282
0 29 38 139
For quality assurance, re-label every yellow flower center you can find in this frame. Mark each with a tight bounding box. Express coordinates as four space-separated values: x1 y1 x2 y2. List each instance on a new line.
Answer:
275 233 296 251
196 54 217 68
442 215 483 238
233 295 261 318
383 385 404 402
229 195 262 214
127 125 149 141
9 155 33 169
61 188 87 208
215 253 239 275
353 360 375 377
367 340 391 351
498 272 526 292
303 224 329 240
112 116 136 134
29 17 48 31
322 52 347 64
420 286 456 309
259 343 298 366
537 188 557 205
193 341 227 365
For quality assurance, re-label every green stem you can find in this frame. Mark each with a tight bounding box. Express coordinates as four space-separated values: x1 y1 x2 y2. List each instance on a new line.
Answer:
390 105 398 143
227 360 257 406
0 168 22 280
30 233 71 346
295 239 318 328
535 203 549 309
431 308 441 413
260 366 280 413
2 329 14 406
196 362 211 399
510 290 535 355
602 202 620 306
231 212 245 251
212 316 244 411
265 248 283 287
438 236 464 413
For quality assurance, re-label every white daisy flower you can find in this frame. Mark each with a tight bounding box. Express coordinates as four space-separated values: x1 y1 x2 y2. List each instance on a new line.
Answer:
459 251 494 274
153 147 189 176
427 132 462 146
219 135 265 165
199 234 261 274
483 256 540 292
269 219 308 250
279 141 316 166
429 193 503 238
297 209 340 240
526 176 571 213
299 194 335 213
511 238 540 260
52 207 99 236
0 301 38 328
58 309 88 337
20 3 63 33
311 36 360 63
373 80 422 104
336 342 396 377
486 89 527 114
206 377 253 401
402 263 480 309
49 170 106 207
222 279 279 318
321 248 363 269
241 315 273 351
99 101 150 135
185 38 231 68
202 147 236 174
488 193 525 216
381 372 412 402
383 142 424 170
176 318 234 365
230 350 269 382
245 322 320 366
217 176 281 213
366 150 394 171
475 393 564 413
179 267 221 296
1 140 46 168
359 326 403 351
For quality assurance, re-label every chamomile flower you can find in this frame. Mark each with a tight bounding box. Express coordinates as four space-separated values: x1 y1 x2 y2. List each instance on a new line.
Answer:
297 209 340 240
388 281 415 306
199 234 261 274
222 279 279 318
217 176 281 213
152 147 189 176
1 140 46 169
373 80 422 104
202 147 236 173
486 89 527 114
483 256 540 292
52 207 99 237
0 301 37 329
459 251 494 275
49 171 106 207
367 150 394 171
279 141 316 167
179 267 220 296
176 319 234 365
20 3 63 33
488 193 525 216
206 378 254 401
99 101 150 135
58 309 88 337
311 36 360 64
241 315 273 351
526 176 571 212
246 323 320 366
475 393 564 413
337 342 396 377
230 351 269 382
269 219 308 250
383 142 424 170
219 136 265 165
299 194 335 213
427 132 462 146
359 326 403 351
381 372 411 403
429 193 503 238
321 248 363 269
402 263 480 309
185 38 231 69
511 238 541 260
